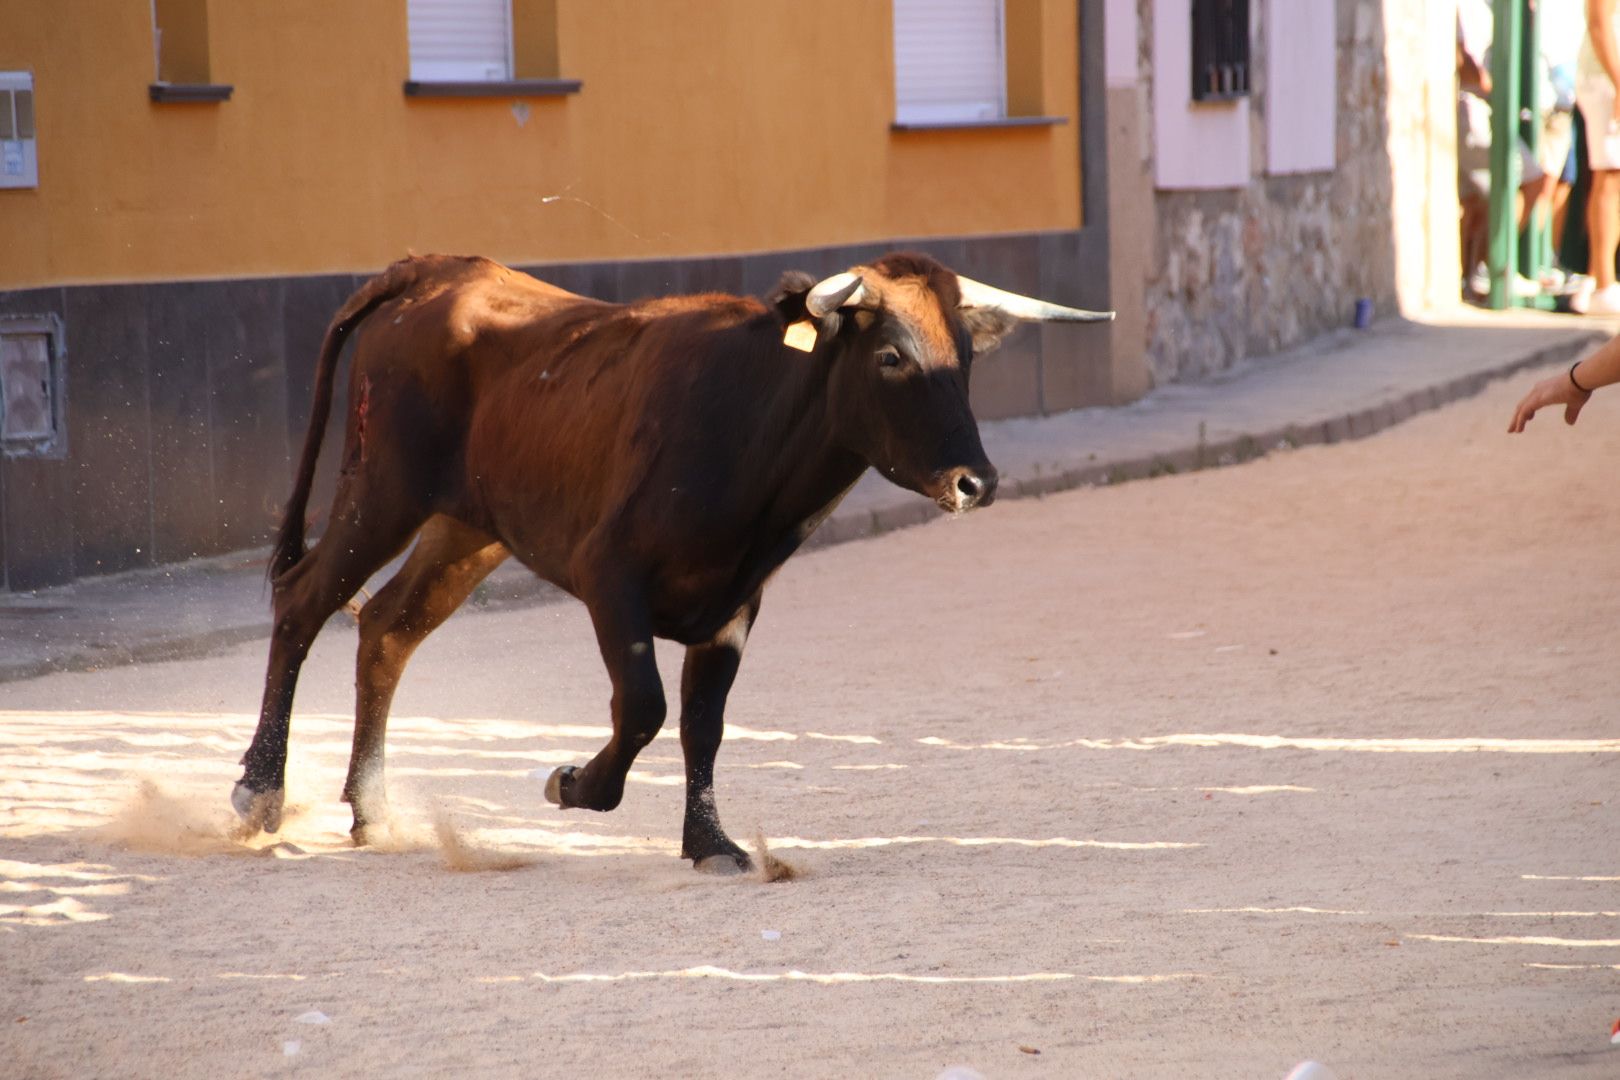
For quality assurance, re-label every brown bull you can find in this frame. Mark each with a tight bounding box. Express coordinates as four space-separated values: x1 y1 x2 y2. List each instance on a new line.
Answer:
233 251 1110 871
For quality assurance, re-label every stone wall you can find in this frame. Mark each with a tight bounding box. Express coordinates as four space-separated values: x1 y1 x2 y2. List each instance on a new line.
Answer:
1135 0 1406 384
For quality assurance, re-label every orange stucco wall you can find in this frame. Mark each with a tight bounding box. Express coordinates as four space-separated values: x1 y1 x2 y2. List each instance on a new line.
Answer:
0 0 1081 289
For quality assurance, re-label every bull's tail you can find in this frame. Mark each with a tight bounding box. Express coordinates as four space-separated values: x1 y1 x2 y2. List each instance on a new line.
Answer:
268 261 421 583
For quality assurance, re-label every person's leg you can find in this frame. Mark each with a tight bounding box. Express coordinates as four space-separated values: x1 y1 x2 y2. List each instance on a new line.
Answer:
1461 192 1489 294
1590 169 1620 291
1553 178 1573 251
1518 139 1547 234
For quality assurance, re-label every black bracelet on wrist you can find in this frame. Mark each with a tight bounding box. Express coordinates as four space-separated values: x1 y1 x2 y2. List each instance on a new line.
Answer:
1569 361 1594 394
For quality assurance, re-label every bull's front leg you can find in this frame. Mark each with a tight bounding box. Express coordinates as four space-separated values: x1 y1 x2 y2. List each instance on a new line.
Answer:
676 598 760 874
545 572 665 814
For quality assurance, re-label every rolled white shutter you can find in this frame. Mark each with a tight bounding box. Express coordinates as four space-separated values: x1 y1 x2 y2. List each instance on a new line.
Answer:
408 0 512 82
893 0 1006 124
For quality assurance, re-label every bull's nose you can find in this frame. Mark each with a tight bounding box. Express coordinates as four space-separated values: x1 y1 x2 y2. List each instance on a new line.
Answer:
947 465 998 511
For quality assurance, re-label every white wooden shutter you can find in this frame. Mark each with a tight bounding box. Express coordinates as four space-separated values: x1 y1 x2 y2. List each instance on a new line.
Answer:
408 0 512 82
1266 0 1335 174
893 0 1006 124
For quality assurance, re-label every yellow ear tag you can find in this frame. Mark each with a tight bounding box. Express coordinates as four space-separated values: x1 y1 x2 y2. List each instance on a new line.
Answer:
783 319 818 352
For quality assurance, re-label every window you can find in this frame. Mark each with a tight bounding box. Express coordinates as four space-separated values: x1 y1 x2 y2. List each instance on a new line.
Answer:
893 0 1006 125
409 0 514 83
0 71 37 190
404 0 576 96
1190 0 1250 103
149 0 232 102
0 316 65 458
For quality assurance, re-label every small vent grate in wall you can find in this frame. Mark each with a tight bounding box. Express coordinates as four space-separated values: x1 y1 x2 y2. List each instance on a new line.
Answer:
0 317 65 458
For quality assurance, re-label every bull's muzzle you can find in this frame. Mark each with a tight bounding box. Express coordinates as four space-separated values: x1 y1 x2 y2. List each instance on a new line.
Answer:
939 464 998 513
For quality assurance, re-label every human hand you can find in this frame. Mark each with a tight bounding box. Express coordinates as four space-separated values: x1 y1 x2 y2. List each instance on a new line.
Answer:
1508 371 1590 432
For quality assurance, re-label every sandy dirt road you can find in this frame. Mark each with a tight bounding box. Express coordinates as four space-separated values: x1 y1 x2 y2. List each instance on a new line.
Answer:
2 365 1618 1079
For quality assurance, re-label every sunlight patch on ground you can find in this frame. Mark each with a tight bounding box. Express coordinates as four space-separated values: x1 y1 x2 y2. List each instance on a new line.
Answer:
1407 933 1620 947
479 966 1204 986
0 880 131 898
1184 906 1367 915
1523 962 1620 971
917 733 1620 754
1522 874 1620 882
1479 911 1620 918
471 827 677 858
805 732 883 745
0 859 161 883
832 764 908 771
766 835 1199 852
1199 785 1316 794
1188 908 1620 918
84 972 171 984
1 896 113 926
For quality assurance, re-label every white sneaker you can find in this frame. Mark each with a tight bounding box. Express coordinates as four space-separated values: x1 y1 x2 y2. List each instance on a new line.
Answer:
1570 276 1599 313
1585 283 1620 315
1466 267 1548 300
1513 274 1544 299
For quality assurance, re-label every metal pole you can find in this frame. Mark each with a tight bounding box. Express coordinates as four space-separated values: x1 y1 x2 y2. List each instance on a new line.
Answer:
1520 0 1553 296
1487 0 1523 309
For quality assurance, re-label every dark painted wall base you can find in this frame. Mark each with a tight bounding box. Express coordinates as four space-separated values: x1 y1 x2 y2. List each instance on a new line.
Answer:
0 230 1109 591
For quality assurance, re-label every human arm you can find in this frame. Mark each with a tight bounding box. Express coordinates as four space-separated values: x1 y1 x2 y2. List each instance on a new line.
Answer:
1459 36 1492 97
1508 335 1620 431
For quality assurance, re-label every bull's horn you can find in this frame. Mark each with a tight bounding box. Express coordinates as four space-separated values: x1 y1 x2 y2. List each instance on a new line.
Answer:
805 272 867 317
956 275 1115 322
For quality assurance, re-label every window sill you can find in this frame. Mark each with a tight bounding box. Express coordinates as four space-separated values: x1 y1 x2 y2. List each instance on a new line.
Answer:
890 115 1067 133
404 79 583 99
149 83 233 104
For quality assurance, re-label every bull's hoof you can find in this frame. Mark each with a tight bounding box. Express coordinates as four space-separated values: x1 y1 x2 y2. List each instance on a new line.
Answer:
543 766 578 808
231 781 284 834
693 851 753 876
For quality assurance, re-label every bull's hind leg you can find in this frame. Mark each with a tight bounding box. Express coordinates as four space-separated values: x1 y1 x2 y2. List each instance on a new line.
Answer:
676 597 761 874
344 517 508 844
234 503 426 834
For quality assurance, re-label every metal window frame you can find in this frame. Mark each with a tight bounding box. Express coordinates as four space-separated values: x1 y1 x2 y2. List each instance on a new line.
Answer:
0 314 68 459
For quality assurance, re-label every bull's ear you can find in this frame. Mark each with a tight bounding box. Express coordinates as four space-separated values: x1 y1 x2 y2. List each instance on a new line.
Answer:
960 306 1020 355
770 271 817 323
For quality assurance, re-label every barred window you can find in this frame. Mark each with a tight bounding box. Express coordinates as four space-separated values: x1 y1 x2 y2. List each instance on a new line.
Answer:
1190 0 1250 102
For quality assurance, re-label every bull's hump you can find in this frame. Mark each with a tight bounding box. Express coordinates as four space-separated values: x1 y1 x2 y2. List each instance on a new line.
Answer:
629 294 765 322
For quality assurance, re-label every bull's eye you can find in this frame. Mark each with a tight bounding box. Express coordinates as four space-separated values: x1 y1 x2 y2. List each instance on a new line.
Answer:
875 346 902 369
